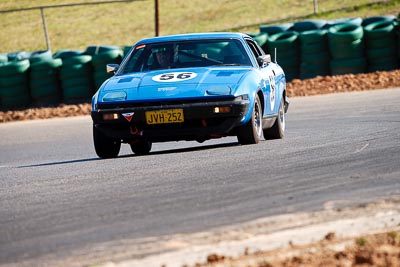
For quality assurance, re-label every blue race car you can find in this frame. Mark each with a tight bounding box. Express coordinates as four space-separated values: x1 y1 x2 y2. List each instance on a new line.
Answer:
91 32 289 158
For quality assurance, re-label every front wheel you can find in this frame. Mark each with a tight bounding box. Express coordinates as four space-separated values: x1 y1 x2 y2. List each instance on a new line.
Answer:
93 125 121 159
237 95 263 145
263 98 285 139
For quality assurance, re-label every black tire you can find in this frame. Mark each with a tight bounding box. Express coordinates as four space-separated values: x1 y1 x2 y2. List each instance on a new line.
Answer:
130 140 152 155
237 95 263 145
93 125 121 159
263 98 285 139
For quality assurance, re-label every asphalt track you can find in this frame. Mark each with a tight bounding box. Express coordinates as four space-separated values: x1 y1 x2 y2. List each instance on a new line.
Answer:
1 89 400 266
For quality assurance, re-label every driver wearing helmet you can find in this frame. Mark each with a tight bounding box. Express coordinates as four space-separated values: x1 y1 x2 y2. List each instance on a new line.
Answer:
152 47 173 69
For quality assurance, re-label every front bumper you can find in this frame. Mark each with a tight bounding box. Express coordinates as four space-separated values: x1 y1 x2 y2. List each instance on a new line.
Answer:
91 99 249 142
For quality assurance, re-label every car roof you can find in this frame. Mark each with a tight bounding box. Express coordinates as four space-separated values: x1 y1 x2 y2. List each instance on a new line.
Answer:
136 32 250 45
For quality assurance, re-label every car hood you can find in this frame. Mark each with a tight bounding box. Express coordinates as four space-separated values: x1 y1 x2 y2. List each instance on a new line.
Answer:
98 67 251 102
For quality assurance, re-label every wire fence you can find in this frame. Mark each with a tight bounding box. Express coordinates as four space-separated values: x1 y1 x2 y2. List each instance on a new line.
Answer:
0 0 147 51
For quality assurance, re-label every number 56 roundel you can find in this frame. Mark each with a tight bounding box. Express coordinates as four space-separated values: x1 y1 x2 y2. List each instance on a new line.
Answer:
152 72 197 82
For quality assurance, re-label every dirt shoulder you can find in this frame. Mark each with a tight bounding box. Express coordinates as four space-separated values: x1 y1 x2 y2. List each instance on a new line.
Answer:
1 69 400 123
94 198 400 267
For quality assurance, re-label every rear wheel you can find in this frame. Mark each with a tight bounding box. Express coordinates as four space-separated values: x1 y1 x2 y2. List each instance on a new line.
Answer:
237 95 263 145
93 125 121 159
264 98 285 139
130 140 152 155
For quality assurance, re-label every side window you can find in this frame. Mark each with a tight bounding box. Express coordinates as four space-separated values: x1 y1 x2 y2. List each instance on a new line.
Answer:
122 47 145 73
246 39 263 62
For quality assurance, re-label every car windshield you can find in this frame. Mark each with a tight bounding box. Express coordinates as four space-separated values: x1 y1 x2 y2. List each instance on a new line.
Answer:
120 39 252 74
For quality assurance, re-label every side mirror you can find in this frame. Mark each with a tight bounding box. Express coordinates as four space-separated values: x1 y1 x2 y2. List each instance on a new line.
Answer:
257 55 271 67
106 63 119 73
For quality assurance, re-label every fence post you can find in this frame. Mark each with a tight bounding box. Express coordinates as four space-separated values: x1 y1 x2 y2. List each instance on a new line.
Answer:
40 7 51 51
313 0 318 14
155 0 159 36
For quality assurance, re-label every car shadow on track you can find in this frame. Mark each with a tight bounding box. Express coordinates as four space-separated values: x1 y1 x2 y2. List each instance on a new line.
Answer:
17 157 100 168
17 142 240 168
120 141 240 158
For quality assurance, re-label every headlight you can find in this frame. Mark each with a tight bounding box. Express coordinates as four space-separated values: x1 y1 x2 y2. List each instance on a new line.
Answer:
234 94 249 101
206 86 231 96
102 91 127 102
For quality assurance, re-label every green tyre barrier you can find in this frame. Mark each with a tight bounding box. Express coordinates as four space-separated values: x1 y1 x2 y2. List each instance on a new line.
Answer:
91 50 123 66
62 55 92 66
0 84 29 97
300 68 330 79
29 50 52 63
259 23 293 35
53 50 83 60
123 46 132 57
63 85 93 103
366 36 396 49
368 56 399 72
31 84 60 98
292 20 327 32
85 45 121 56
7 51 31 61
398 33 400 58
362 15 396 26
275 48 298 61
329 39 364 60
364 20 396 40
0 54 8 64
1 94 30 109
30 68 59 80
30 58 62 71
61 76 93 88
278 57 300 69
330 57 367 75
60 63 93 80
268 31 299 51
32 94 60 105
252 33 269 51
325 17 362 28
0 75 28 88
300 62 330 75
328 23 364 44
301 42 328 54
0 59 30 77
301 51 330 64
366 46 397 60
283 70 299 81
299 29 328 45
30 75 59 89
